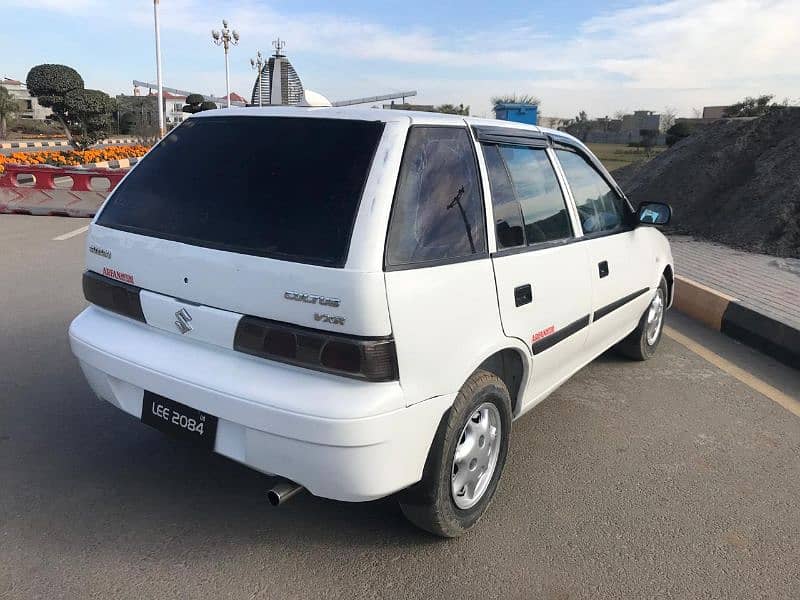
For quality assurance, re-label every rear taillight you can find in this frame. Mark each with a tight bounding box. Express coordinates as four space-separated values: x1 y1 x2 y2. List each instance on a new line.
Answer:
82 271 145 322
234 316 398 382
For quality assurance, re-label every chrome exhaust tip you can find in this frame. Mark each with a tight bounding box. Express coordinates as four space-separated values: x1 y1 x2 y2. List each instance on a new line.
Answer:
267 480 305 507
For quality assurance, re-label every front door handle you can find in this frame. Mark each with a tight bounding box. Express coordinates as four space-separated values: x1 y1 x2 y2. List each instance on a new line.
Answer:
598 261 609 278
514 284 532 307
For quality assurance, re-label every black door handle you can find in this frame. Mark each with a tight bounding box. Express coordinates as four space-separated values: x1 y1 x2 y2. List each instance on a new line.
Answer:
598 261 609 278
514 284 532 307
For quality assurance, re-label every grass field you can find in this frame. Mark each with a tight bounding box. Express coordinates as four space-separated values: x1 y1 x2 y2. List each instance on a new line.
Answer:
587 143 665 172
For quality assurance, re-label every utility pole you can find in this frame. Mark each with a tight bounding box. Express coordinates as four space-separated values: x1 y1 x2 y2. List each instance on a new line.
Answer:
250 50 265 107
212 20 239 108
153 0 165 135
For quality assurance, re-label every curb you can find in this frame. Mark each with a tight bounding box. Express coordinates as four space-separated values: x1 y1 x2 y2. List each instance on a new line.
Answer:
1 138 144 150
78 157 140 169
673 275 799 369
0 140 71 150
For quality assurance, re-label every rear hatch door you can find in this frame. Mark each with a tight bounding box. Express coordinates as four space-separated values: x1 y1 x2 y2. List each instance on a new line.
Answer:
88 114 391 340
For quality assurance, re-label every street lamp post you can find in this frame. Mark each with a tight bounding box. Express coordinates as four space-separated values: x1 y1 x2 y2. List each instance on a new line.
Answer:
153 0 165 135
211 20 239 108
250 51 265 107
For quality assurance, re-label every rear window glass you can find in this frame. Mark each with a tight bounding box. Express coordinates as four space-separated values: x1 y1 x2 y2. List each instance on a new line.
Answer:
97 116 384 267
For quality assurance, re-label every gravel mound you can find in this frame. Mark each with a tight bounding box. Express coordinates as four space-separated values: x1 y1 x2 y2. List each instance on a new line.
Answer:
613 108 800 258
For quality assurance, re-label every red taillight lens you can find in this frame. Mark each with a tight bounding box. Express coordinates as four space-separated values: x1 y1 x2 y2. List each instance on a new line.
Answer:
234 316 398 382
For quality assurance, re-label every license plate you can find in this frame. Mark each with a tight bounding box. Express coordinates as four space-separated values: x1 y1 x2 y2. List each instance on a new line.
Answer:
141 392 218 450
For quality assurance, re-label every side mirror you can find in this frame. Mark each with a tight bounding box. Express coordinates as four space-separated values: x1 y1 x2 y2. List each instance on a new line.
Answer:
637 202 672 226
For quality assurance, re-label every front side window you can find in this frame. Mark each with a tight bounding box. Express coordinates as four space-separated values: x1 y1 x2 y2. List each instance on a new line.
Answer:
385 127 486 267
555 150 630 235
483 144 573 248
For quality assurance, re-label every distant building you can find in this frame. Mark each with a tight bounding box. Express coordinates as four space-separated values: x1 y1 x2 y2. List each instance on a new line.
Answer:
1 77 52 120
538 116 570 130
702 106 729 119
493 102 539 126
160 91 188 124
620 110 664 135
251 40 305 106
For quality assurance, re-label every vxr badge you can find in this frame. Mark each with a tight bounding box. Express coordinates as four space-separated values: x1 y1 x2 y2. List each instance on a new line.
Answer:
174 308 193 334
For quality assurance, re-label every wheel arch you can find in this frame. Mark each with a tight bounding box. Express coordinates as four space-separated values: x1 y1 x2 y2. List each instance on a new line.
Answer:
663 263 674 307
469 344 530 417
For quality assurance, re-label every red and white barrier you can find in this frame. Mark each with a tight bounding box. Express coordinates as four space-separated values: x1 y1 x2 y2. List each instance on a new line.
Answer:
0 164 126 217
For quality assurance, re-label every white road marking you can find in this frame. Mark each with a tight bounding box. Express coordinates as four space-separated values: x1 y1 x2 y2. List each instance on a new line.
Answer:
665 326 800 418
52 225 89 241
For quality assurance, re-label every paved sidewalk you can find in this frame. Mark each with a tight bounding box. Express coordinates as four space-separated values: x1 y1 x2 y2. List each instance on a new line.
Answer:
670 235 800 330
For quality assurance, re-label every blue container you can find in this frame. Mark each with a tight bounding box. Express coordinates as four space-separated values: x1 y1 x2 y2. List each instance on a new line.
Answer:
493 103 539 126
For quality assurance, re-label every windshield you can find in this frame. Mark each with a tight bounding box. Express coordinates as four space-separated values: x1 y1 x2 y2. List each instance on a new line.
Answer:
96 116 384 267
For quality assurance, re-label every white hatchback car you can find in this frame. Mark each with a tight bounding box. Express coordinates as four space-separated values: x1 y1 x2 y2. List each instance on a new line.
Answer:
70 107 673 537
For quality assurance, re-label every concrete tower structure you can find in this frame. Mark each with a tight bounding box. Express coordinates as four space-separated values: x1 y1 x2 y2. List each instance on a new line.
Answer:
250 39 305 106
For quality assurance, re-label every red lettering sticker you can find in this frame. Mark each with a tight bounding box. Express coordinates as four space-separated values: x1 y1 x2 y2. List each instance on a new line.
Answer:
102 267 135 285
532 325 556 343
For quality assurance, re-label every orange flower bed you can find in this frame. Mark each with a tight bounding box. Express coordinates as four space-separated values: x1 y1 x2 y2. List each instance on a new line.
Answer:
0 145 150 173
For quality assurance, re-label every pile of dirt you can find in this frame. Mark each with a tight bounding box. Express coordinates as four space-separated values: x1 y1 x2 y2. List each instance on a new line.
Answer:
613 108 800 258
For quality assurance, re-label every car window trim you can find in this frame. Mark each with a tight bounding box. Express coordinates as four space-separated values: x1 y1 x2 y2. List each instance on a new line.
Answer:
549 139 634 211
550 144 636 237
472 125 549 147
481 141 576 252
383 124 490 272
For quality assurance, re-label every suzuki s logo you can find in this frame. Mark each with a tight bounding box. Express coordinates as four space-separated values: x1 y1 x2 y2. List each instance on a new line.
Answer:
174 308 193 334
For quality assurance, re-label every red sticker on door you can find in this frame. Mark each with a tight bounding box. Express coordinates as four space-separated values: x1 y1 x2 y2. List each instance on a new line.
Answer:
532 325 555 343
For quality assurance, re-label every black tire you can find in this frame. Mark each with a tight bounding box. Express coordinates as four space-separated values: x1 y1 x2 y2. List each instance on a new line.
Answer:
398 369 512 538
616 275 669 361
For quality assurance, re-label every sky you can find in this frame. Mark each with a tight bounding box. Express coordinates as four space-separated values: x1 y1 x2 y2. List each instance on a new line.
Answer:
2 0 799 118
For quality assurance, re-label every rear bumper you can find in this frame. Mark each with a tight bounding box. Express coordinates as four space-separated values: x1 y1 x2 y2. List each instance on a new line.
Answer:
69 306 452 501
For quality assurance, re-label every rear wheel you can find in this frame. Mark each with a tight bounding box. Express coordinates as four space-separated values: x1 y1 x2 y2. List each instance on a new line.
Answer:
616 275 668 361
398 370 511 538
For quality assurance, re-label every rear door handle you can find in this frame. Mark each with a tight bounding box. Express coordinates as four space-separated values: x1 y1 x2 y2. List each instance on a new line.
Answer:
598 261 609 278
514 284 532 307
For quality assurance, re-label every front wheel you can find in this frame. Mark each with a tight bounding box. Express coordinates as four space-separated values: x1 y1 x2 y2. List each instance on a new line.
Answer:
616 275 668 361
398 369 512 538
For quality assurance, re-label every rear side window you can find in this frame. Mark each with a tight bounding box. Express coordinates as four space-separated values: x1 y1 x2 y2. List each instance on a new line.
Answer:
555 149 630 235
385 127 486 267
483 144 572 248
96 117 384 267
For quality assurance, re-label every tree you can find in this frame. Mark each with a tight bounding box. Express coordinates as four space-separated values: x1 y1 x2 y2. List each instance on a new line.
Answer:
565 110 591 141
25 64 84 141
63 88 116 147
724 94 778 118
666 121 695 146
434 103 469 115
639 128 659 153
661 106 677 132
26 64 116 147
0 86 22 139
182 94 216 114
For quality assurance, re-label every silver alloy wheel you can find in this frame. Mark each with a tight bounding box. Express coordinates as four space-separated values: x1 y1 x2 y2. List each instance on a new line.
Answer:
645 288 665 345
451 402 502 510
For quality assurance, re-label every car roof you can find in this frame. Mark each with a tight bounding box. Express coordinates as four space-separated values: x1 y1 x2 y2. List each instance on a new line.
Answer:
192 105 583 147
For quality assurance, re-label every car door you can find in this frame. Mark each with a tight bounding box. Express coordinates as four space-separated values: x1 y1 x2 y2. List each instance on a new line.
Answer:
383 125 503 406
479 134 592 409
553 147 653 356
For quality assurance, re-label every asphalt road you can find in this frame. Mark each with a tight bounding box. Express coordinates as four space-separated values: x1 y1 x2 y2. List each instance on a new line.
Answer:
2 215 799 600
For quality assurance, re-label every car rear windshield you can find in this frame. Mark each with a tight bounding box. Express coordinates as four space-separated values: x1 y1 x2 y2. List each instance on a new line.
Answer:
96 116 384 267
